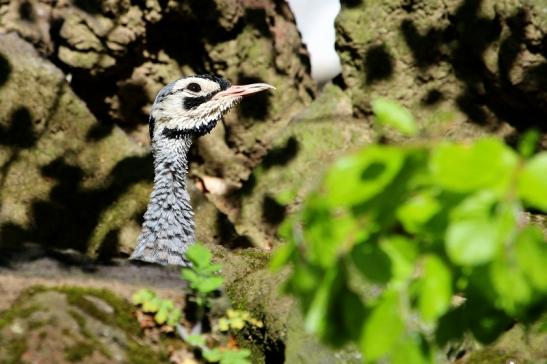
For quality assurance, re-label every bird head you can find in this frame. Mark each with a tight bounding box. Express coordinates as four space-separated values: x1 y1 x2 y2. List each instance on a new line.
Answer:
149 74 274 139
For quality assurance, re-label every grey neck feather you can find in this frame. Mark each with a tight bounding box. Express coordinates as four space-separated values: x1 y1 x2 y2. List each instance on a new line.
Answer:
129 133 195 266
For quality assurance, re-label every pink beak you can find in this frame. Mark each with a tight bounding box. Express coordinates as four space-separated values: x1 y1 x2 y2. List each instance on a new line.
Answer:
213 83 275 99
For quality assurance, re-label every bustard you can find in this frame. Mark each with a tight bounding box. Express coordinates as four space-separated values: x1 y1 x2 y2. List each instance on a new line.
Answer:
130 75 274 266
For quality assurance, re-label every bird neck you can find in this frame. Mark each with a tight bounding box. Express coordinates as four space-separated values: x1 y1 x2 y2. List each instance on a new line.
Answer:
151 134 193 193
131 133 195 265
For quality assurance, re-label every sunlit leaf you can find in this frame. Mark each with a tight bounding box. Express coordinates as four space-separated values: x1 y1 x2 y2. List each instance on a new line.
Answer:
372 98 418 136
142 296 162 313
360 291 404 361
186 243 213 266
270 242 296 271
446 218 500 265
218 349 251 364
518 152 547 211
305 209 360 267
166 309 181 326
203 348 222 362
155 307 168 324
325 146 404 207
445 193 514 266
196 276 224 293
392 334 431 364
418 255 452 322
131 288 155 305
304 266 338 336
181 268 199 283
186 334 206 347
396 192 441 233
430 138 518 193
380 236 418 283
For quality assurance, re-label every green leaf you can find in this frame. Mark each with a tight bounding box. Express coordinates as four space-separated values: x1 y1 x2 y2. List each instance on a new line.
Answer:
196 276 224 293
304 266 338 336
305 208 361 267
166 309 181 327
515 226 547 292
131 289 155 305
218 318 230 332
518 152 547 211
197 263 223 275
392 334 431 364
352 243 392 284
270 242 296 271
418 255 452 322
186 244 213 267
181 268 199 283
446 195 517 266
372 98 418 136
203 348 222 362
396 192 441 233
446 218 500 266
380 236 418 283
325 146 404 207
142 296 162 313
517 129 540 158
430 138 518 193
489 259 532 315
450 190 497 221
185 334 206 347
154 307 168 324
218 349 251 364
360 291 404 361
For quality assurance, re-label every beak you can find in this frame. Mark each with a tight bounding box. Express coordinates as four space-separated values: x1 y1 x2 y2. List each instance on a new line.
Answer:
213 83 275 99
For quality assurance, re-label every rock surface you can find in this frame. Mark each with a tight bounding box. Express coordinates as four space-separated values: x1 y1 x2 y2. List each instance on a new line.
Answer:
335 0 546 136
0 287 169 363
0 33 151 258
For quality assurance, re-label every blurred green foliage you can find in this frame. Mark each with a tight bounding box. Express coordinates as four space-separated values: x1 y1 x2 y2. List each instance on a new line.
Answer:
272 101 547 363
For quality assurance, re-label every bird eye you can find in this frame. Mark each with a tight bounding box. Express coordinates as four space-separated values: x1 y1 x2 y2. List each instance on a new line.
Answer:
187 83 201 93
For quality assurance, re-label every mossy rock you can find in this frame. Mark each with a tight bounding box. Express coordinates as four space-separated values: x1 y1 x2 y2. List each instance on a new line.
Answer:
335 0 546 136
0 33 151 257
0 286 167 363
233 83 372 248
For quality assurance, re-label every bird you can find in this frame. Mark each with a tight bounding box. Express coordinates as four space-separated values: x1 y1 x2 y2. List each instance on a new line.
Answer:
129 74 274 266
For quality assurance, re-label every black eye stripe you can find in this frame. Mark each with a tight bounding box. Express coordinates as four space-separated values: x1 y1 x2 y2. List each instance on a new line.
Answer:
187 82 201 92
183 92 215 110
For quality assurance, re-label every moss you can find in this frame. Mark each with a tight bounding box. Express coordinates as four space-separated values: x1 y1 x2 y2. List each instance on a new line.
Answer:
464 348 522 364
235 249 270 271
1 337 27 364
0 286 46 330
126 341 169 364
64 341 95 362
0 305 39 331
57 286 167 363
67 309 92 339
58 286 140 333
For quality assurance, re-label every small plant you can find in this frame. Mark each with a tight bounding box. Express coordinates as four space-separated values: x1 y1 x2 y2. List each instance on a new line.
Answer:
177 330 252 364
217 309 263 332
182 244 224 309
132 288 181 327
132 244 253 364
272 100 547 363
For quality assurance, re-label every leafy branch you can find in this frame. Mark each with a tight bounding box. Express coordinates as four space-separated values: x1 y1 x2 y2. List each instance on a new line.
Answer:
272 100 547 363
